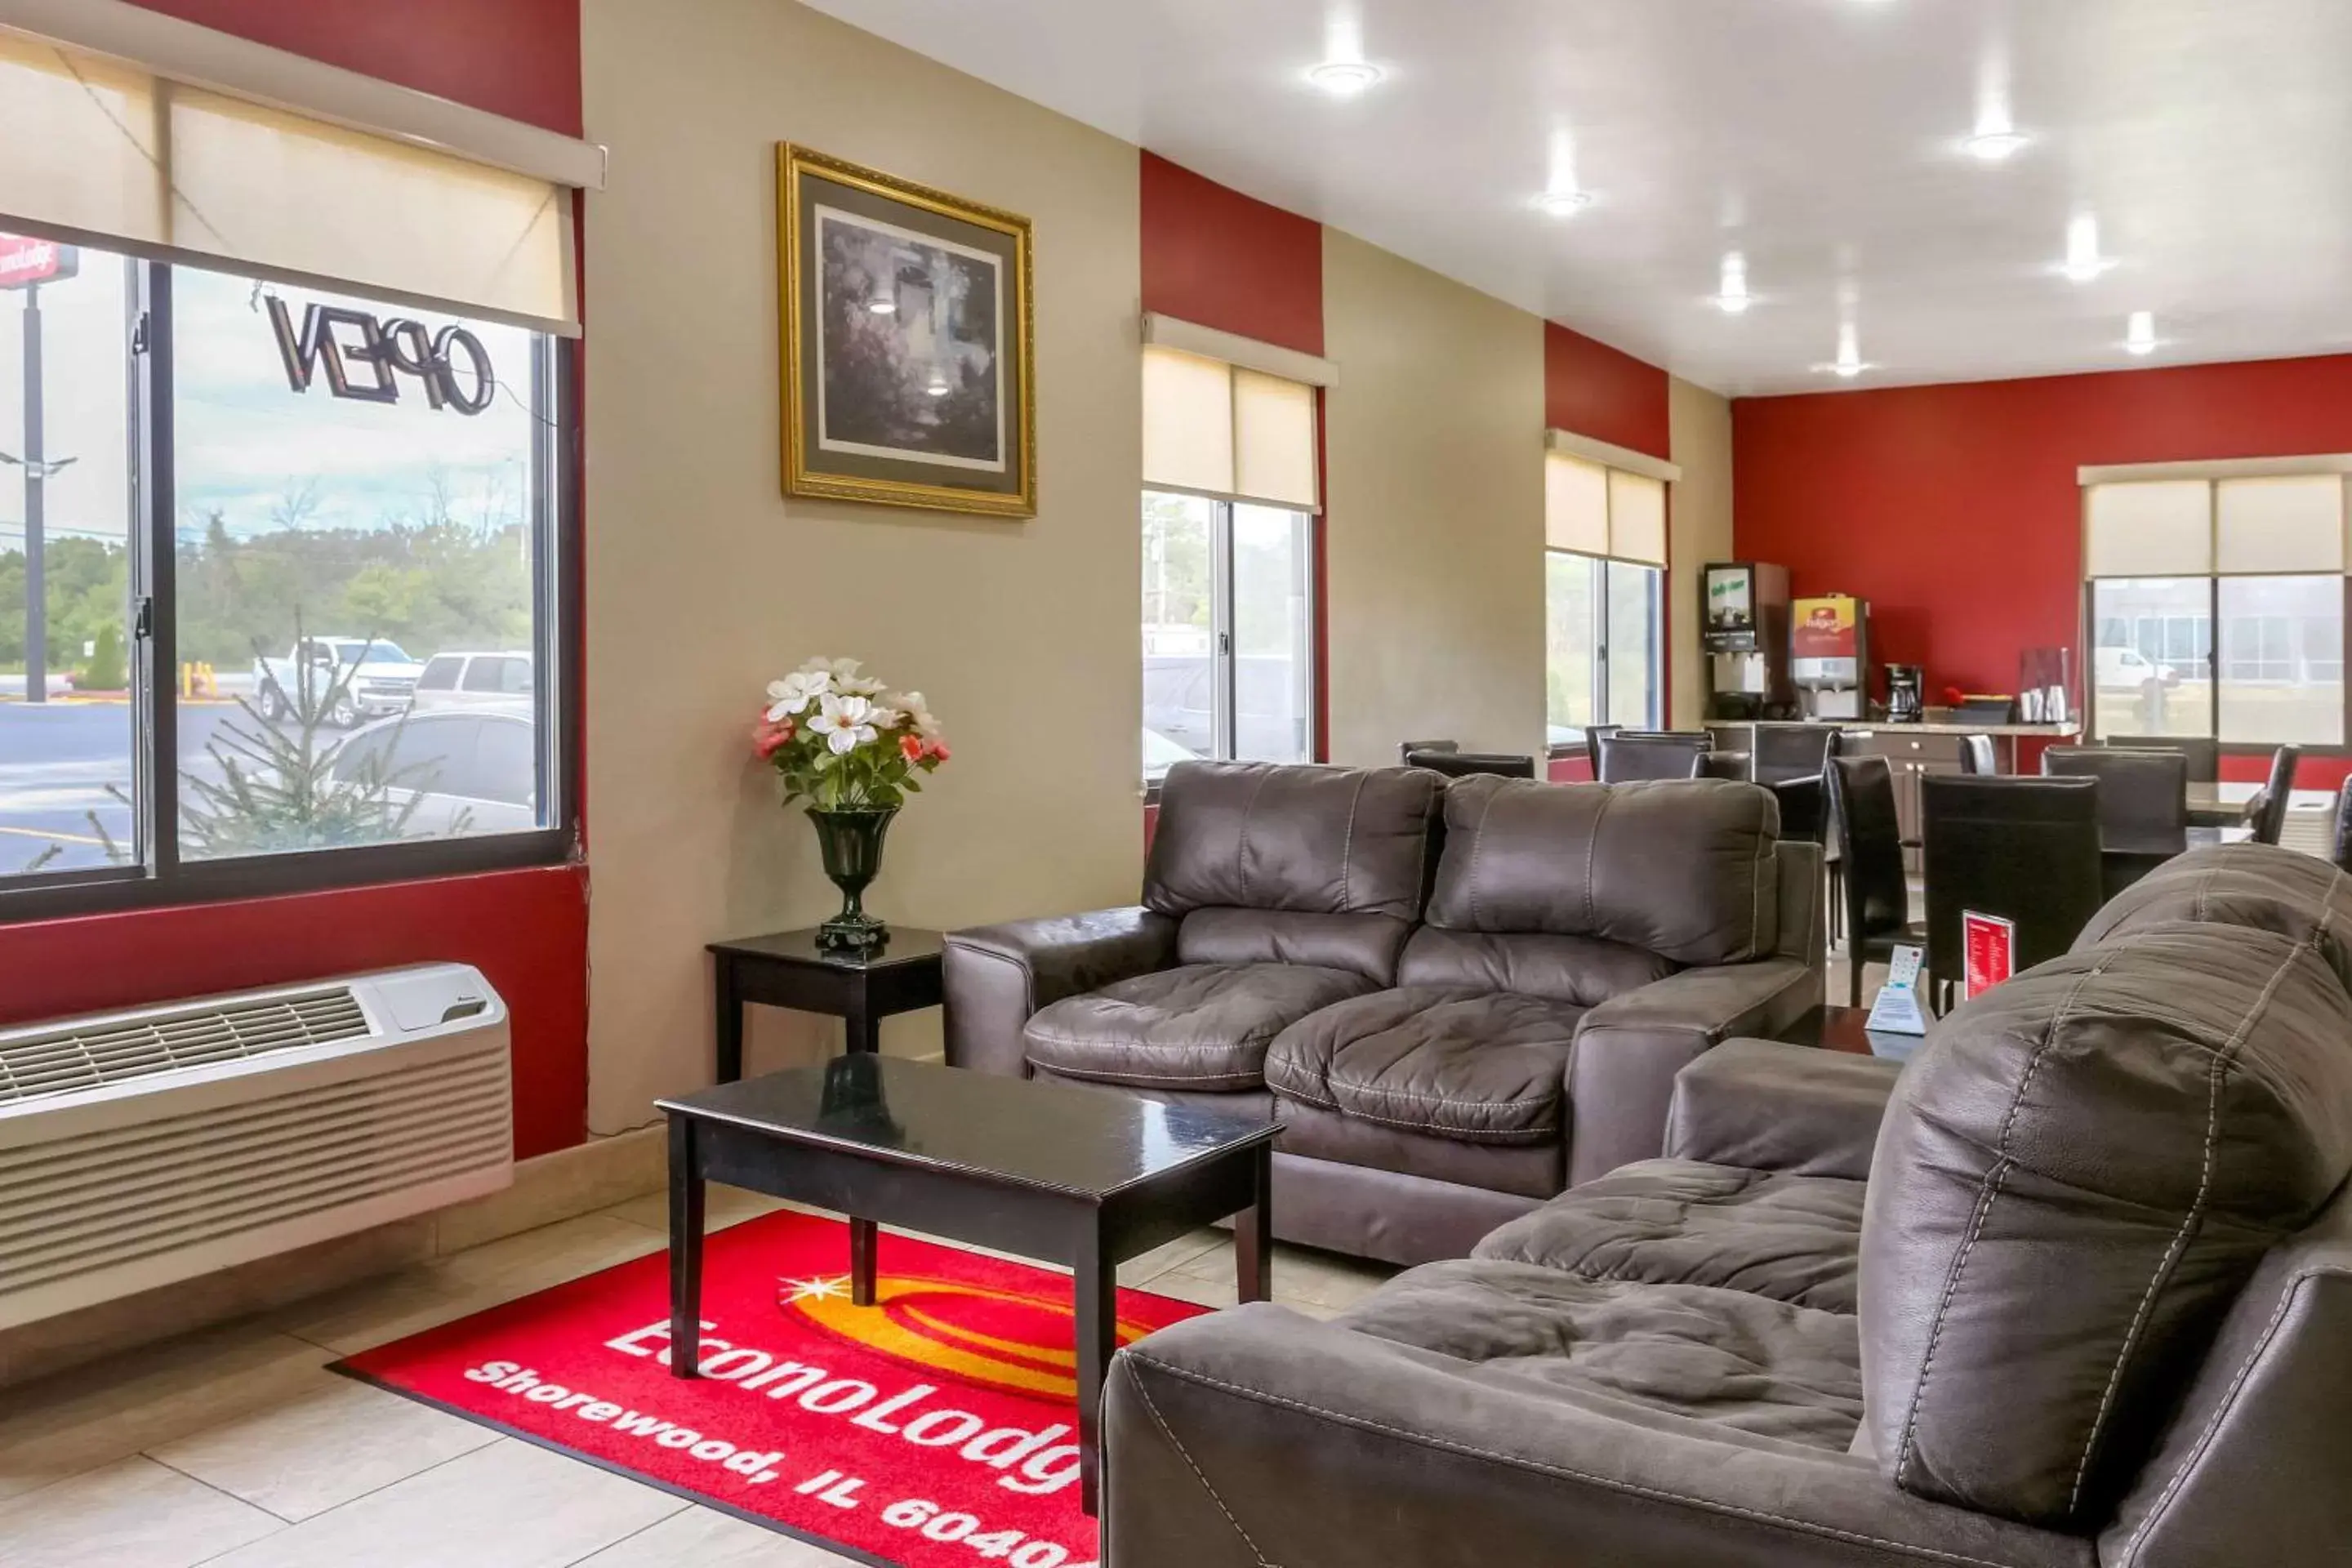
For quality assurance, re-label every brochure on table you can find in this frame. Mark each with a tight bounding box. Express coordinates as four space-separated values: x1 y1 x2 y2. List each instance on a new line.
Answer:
1864 943 1928 1052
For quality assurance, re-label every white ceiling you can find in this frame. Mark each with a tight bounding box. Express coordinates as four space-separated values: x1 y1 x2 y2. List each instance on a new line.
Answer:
800 0 2352 397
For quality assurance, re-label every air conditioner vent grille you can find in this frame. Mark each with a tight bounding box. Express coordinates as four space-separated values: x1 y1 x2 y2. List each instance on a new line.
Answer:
0 989 369 1105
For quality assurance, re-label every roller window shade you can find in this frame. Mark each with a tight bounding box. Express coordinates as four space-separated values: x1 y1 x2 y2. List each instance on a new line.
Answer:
2216 474 2345 574
2085 481 2213 578
0 32 577 331
1545 453 1610 554
1142 343 1318 510
1609 470 1668 565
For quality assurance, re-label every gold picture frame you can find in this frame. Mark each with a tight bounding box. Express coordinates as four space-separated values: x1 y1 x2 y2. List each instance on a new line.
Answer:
777 145 1036 518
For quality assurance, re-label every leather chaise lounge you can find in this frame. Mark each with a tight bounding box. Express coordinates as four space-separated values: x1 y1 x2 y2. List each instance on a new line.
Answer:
944 759 1824 1264
1102 842 2352 1567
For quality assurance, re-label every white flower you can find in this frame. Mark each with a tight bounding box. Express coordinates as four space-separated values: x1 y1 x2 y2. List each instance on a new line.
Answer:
800 656 862 679
887 690 942 738
807 693 879 755
862 702 905 730
835 672 888 697
764 669 831 719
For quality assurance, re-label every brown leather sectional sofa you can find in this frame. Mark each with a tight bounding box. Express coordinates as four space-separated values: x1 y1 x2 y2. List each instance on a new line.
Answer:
943 759 1824 1264
1104 842 2352 1566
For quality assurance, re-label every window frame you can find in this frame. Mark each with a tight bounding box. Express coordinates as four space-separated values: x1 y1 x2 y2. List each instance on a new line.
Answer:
1546 546 1665 736
1141 486 1318 794
0 261 580 924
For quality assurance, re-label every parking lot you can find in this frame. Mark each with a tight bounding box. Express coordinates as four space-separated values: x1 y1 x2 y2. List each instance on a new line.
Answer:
0 698 265 873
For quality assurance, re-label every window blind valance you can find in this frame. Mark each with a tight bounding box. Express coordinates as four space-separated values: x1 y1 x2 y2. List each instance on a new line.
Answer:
2085 474 2346 578
1142 344 1319 510
1545 452 1667 565
0 26 581 332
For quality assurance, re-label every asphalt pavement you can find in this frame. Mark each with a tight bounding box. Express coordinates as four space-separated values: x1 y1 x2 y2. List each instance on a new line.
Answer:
0 700 255 874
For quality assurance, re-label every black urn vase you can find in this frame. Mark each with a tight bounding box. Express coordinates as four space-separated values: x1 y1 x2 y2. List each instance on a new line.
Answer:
808 806 897 951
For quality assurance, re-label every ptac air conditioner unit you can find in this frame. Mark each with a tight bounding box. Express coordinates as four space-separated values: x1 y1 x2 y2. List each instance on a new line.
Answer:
0 964 512 1331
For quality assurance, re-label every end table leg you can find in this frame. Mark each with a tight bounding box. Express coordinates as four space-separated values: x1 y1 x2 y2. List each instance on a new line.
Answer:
850 1217 877 1306
715 956 744 1084
1074 1222 1116 1517
1236 1142 1272 1303
667 1117 705 1379
845 991 880 1055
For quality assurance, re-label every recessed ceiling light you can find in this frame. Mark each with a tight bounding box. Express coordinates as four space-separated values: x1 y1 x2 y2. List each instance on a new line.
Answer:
2126 310 2158 355
1964 130 2029 161
1532 188 1592 216
1815 322 1871 378
1714 252 1753 314
1305 60 1383 96
2060 213 2114 282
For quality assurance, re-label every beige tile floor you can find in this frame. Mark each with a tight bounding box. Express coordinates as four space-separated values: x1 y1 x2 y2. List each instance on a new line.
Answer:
0 1189 1393 1568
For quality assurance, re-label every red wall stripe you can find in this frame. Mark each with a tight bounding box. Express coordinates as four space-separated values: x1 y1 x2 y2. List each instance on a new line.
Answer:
123 0 584 136
1140 153 1324 356
0 868 589 1160
1544 321 1672 460
1734 353 2352 697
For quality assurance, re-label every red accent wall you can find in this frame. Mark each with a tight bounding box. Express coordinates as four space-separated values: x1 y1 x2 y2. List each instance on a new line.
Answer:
0 869 589 1159
1735 354 2352 718
125 0 583 136
0 0 594 1157
1140 153 1323 357
1545 322 1671 460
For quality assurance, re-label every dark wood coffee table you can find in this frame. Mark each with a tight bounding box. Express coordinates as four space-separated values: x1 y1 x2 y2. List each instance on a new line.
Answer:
656 1056 1276 1515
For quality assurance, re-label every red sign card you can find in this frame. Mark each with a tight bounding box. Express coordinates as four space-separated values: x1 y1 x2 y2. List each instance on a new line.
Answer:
341 1209 1210 1567
0 234 77 290
1962 910 2016 1000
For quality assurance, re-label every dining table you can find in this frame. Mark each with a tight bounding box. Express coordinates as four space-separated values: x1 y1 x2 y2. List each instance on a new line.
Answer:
2182 782 2336 854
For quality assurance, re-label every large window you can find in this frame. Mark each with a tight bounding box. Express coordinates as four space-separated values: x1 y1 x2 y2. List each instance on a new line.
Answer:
2085 472 2346 746
0 242 571 910
1140 342 1319 782
1545 451 1667 740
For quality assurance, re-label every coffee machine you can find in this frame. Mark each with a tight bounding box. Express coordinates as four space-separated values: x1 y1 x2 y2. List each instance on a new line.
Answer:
1886 663 1925 723
1792 593 1872 721
1699 562 1793 719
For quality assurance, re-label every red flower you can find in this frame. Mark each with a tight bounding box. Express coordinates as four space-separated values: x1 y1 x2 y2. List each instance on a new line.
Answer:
754 718 795 759
899 733 925 763
924 738 951 763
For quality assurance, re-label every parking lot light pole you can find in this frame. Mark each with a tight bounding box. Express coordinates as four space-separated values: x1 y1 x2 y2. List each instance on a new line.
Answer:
21 277 44 705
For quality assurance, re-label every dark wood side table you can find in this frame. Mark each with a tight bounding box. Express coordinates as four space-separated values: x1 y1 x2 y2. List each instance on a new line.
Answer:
706 926 944 1083
1775 1003 1925 1060
657 1054 1276 1516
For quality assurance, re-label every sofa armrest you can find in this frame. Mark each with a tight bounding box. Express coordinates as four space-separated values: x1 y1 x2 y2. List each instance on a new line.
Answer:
941 907 1178 1076
1664 1037 1904 1180
1106 1307 2087 1568
1566 957 1823 1185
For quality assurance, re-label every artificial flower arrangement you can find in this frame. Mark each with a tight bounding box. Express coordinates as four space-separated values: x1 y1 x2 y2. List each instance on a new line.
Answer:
753 657 949 949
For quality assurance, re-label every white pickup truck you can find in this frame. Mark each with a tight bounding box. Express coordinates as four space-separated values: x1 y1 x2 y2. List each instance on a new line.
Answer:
254 637 425 728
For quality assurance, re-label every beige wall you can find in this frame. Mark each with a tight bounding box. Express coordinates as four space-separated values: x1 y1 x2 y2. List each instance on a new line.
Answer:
1321 229 1548 766
1668 376 1735 728
581 0 1142 1129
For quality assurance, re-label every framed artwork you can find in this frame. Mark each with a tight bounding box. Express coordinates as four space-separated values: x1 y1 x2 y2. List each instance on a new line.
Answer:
777 144 1036 518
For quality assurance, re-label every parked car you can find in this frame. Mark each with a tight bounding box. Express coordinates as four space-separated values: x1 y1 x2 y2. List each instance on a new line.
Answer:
255 637 423 728
325 710 540 837
2094 643 2180 689
411 650 537 712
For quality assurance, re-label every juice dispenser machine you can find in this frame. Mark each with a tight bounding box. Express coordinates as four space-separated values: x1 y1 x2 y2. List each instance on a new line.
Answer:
1792 593 1872 720
1700 562 1793 719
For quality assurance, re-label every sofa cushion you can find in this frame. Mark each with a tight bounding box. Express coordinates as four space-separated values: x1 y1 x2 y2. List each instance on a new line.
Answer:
1337 1258 1863 1452
1395 925 1677 1005
1264 987 1580 1143
1174 906 1414 985
1862 920 2352 1529
1428 776 1780 964
2074 840 2352 993
1275 1098 1564 1200
1473 1158 1867 1313
1144 760 1441 920
1024 963 1375 1091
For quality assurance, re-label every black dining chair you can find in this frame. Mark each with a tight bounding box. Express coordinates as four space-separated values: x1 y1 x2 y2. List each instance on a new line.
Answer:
1582 724 1621 777
1699 750 1753 782
1922 774 2104 1011
1596 731 1711 782
1769 775 1827 844
2246 745 2301 845
1957 734 1998 776
2040 745 2189 898
2105 736 2221 784
1404 748 1537 780
1397 739 1458 764
1825 755 1926 1007
2334 778 2352 872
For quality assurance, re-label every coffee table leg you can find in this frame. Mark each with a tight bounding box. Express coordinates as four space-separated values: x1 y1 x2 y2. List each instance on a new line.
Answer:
667 1116 704 1379
849 1217 877 1306
1075 1221 1116 1517
1236 1142 1272 1303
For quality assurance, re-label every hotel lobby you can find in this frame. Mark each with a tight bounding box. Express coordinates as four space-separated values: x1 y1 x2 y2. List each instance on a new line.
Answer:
2 2 2350 1565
